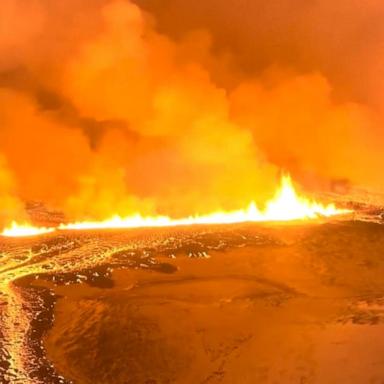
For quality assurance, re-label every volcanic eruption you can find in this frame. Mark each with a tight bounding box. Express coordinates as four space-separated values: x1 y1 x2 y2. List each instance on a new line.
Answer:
1 0 383 232
1 0 384 383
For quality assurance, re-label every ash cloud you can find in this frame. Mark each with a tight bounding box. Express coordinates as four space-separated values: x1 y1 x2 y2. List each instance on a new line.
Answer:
0 0 383 224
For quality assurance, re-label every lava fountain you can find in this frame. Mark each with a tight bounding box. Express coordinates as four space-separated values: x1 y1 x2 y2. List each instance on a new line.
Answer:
1 174 351 238
1 223 55 238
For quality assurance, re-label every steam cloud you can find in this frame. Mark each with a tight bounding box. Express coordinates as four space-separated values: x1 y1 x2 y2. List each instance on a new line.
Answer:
0 0 383 225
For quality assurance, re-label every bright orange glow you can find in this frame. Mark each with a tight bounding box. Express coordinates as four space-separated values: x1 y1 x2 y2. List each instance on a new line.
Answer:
1 175 351 237
1 221 55 237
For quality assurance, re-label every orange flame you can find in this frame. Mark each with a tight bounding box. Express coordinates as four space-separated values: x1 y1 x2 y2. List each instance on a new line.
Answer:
1 221 55 237
1 175 351 237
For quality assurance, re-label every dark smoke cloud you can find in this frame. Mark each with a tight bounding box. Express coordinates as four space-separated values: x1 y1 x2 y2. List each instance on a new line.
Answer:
136 0 384 105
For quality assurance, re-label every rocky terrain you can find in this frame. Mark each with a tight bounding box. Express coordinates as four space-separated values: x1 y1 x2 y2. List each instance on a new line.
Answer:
1 219 384 383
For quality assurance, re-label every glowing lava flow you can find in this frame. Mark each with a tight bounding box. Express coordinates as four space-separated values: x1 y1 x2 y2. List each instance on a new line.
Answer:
1 175 351 237
1 221 55 237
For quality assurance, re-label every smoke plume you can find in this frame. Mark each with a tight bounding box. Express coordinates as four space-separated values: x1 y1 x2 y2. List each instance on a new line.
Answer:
0 0 383 225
